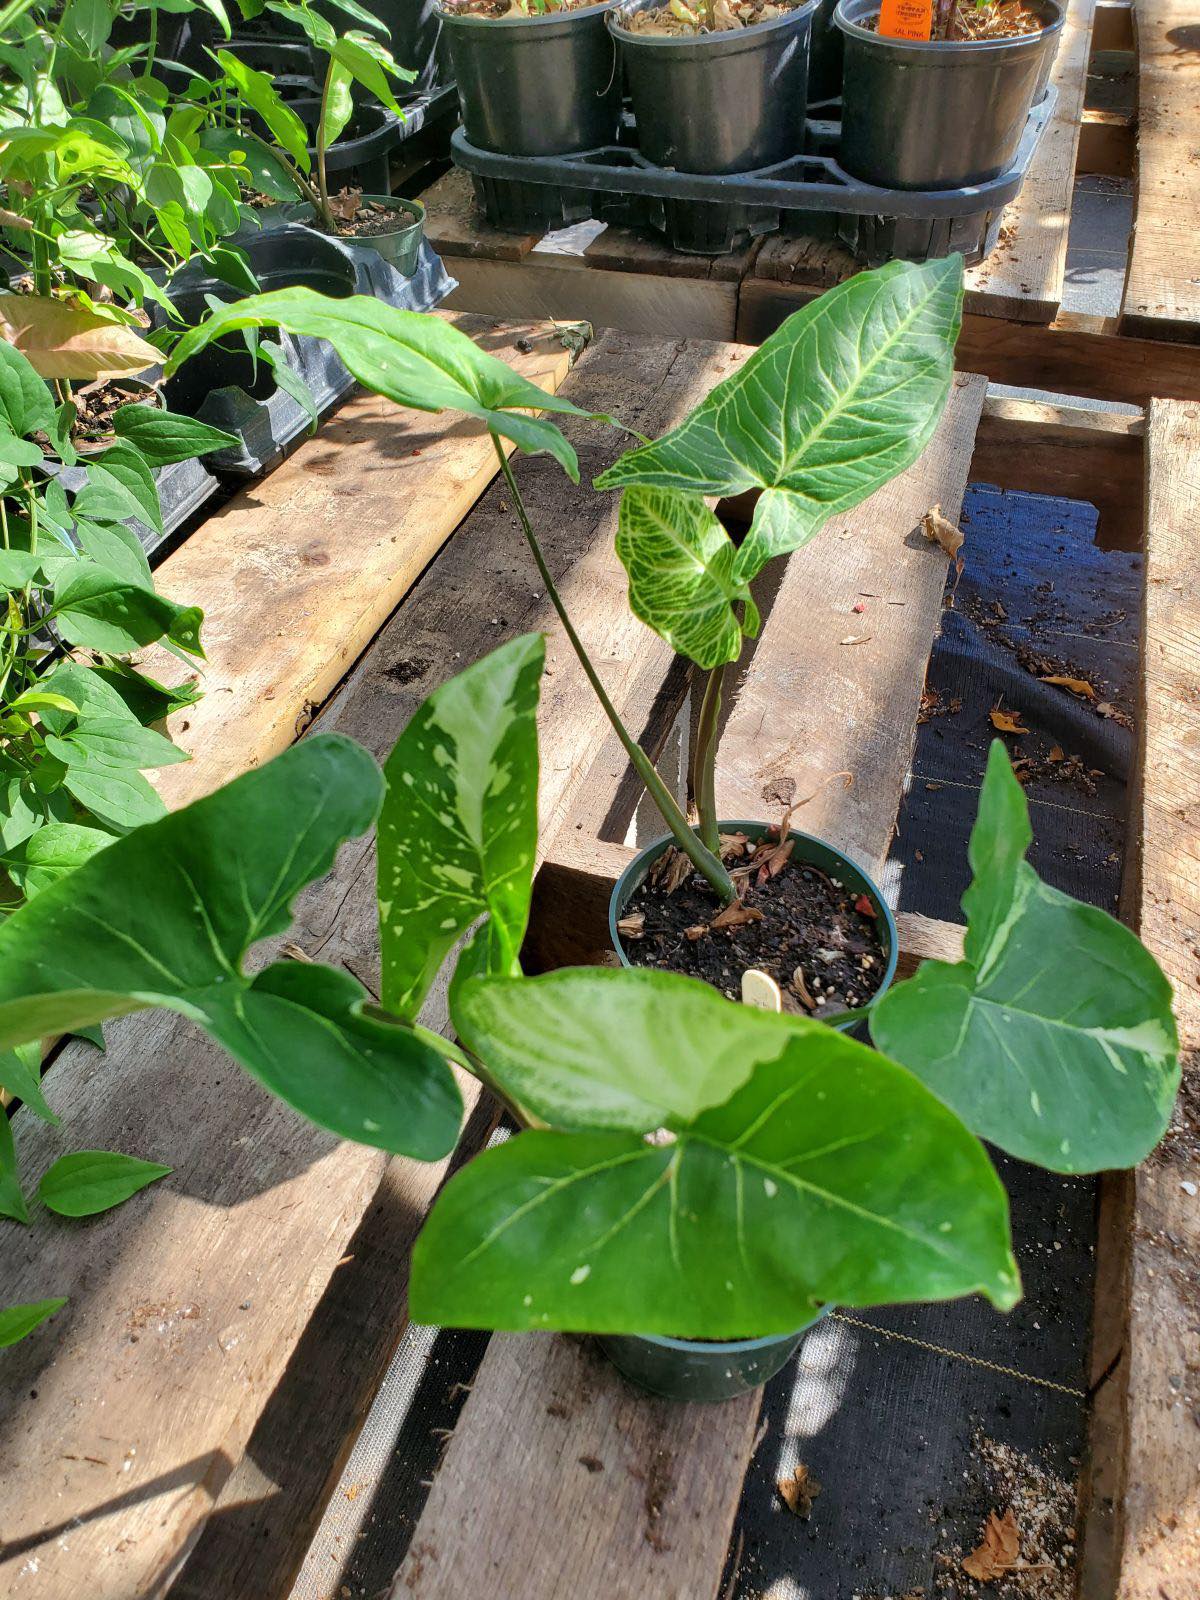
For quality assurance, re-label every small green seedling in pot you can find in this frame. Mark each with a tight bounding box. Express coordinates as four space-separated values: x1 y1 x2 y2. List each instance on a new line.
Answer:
0 636 1179 1367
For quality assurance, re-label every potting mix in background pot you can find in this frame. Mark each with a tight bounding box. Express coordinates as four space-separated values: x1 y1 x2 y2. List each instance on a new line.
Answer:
439 0 623 156
612 0 819 173
835 0 1064 188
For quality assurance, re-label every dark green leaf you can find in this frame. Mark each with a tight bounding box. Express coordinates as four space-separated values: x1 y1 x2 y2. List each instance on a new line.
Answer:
615 487 758 669
870 742 1180 1173
0 1104 28 1222
0 1039 56 1123
53 564 205 658
72 516 154 588
164 289 606 482
0 1297 66 1346
81 440 164 535
0 736 462 1160
379 633 543 1019
411 1009 1020 1337
595 257 963 583
215 50 312 171
0 339 53 437
39 1150 172 1216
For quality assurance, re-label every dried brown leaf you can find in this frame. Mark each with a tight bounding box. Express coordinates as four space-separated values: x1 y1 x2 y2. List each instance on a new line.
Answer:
329 186 363 222
839 633 872 646
0 292 160 379
616 912 645 940
649 846 692 896
989 707 1026 734
777 1463 822 1519
1048 744 1065 762
710 901 763 932
922 503 965 559
1039 674 1096 700
962 1508 1020 1582
684 924 708 941
791 967 817 1010
719 831 750 861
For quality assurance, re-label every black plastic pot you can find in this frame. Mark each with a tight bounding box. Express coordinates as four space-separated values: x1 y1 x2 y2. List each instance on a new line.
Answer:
226 36 322 80
368 0 447 90
599 1307 828 1402
611 0 818 175
282 97 404 196
835 0 1064 190
807 0 843 102
439 1 622 157
609 822 898 1026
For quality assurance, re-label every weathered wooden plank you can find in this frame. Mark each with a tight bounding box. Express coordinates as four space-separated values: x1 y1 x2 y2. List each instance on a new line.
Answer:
1115 397 1200 1600
421 166 541 261
735 288 1200 406
140 315 578 809
392 374 987 1600
1119 0 1200 342
962 0 1098 323
0 328 764 1600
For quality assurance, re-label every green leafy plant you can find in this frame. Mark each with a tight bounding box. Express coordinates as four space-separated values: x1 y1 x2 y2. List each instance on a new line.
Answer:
205 0 414 231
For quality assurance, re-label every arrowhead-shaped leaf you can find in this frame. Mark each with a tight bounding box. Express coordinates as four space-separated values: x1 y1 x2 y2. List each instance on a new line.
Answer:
52 563 205 658
595 257 963 584
0 736 463 1160
0 339 55 437
615 487 759 669
39 1150 172 1216
163 289 605 481
379 633 543 1019
870 742 1179 1173
451 965 796 1131
411 996 1019 1338
0 1298 67 1347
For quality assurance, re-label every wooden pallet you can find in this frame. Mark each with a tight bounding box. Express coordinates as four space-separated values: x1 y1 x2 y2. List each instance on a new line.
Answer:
0 323 1194 1600
421 0 1200 405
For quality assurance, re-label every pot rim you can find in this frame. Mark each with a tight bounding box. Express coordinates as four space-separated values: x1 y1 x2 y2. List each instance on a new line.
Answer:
608 819 900 1012
834 0 1063 52
611 0 818 47
611 1302 830 1353
335 194 426 235
437 0 619 28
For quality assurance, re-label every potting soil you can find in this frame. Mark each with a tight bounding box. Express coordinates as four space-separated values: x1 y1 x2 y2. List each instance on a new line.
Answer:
283 482 1140 1600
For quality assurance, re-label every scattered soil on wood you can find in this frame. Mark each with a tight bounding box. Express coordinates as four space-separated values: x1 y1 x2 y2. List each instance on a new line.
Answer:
621 0 798 36
865 2 1047 40
617 831 888 1015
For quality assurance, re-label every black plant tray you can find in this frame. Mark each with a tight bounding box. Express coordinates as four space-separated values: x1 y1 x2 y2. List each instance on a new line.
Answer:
451 88 1056 262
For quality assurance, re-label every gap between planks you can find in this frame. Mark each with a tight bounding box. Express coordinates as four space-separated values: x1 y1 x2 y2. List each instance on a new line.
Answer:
389 372 988 1600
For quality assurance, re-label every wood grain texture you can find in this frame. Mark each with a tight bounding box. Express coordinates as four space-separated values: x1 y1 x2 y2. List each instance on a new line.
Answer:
421 167 540 261
962 0 1098 323
714 372 987 874
1120 0 1200 342
391 376 986 1600
394 1332 763 1600
0 328 762 1600
1116 398 1200 1600
140 315 578 809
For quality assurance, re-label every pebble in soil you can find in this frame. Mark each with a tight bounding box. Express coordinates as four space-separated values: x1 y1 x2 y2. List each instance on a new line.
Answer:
617 834 889 1016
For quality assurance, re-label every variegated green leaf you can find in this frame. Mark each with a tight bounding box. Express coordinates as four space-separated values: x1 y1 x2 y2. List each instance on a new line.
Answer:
379 633 544 1020
595 257 963 583
615 487 759 669
870 742 1180 1173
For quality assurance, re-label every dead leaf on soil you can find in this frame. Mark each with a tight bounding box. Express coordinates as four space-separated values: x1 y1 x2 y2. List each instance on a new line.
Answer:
962 1508 1020 1582
649 846 692 896
756 836 795 884
990 707 1026 734
839 633 872 646
791 967 817 1010
684 924 708 941
777 1463 822 1519
616 912 645 940
923 503 965 560
329 186 363 222
1048 744 1065 762
719 831 751 861
853 894 877 918
1097 701 1134 728
710 901 763 932
1039 674 1096 700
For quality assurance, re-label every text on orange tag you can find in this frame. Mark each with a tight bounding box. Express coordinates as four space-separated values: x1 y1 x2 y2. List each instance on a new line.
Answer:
877 0 934 39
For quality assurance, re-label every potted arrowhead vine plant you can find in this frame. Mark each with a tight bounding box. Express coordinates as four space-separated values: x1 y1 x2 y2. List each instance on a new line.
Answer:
0 633 1178 1399
154 251 964 1022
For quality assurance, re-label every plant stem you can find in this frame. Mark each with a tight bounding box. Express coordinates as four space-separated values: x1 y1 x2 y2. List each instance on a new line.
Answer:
692 659 727 855
491 434 737 905
315 57 335 231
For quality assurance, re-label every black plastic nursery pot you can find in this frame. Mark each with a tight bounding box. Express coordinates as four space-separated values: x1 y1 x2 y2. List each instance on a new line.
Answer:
807 0 843 102
609 821 899 1023
611 0 818 175
599 1306 829 1403
439 1 623 157
835 0 1064 189
371 0 448 90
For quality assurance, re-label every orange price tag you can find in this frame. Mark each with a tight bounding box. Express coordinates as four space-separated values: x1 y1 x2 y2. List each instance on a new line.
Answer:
877 0 934 38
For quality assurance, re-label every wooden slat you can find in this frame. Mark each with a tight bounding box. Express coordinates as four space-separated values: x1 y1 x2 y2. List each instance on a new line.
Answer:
140 314 577 809
1116 397 1200 1600
970 392 1144 550
392 372 987 1600
0 329 768 1600
962 0 1098 323
735 286 1200 406
421 166 541 261
1120 0 1200 342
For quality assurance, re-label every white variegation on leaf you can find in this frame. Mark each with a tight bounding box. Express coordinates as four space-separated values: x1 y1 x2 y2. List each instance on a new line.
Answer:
378 634 544 1021
615 487 759 669
871 742 1179 1173
412 991 1021 1339
595 256 964 587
